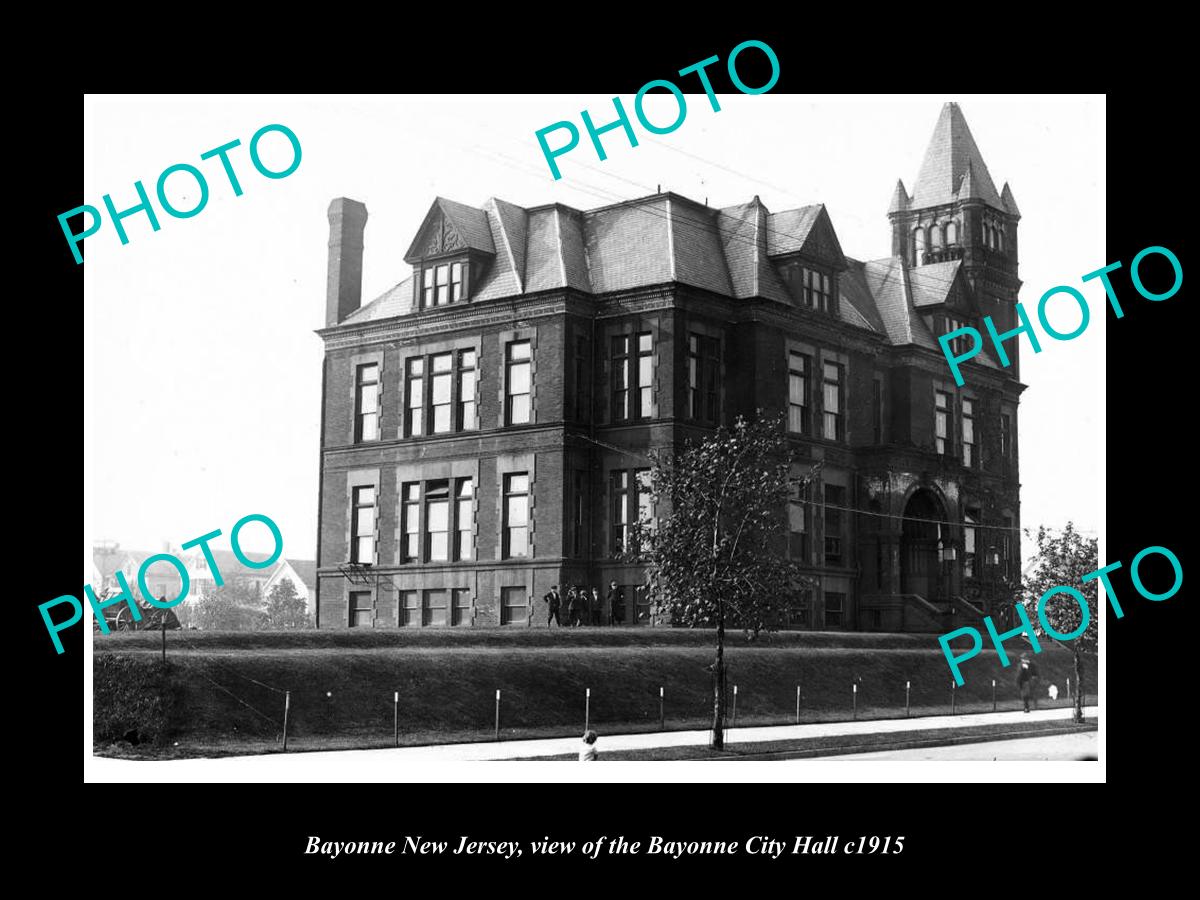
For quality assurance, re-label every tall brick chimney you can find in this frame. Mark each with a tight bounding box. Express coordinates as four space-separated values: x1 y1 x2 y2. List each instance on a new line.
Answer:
326 198 368 327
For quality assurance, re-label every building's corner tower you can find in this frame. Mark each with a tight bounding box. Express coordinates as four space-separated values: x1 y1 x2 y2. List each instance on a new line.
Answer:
888 102 1023 374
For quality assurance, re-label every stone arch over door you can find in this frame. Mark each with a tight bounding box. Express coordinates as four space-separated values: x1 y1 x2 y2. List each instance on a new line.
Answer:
901 487 948 601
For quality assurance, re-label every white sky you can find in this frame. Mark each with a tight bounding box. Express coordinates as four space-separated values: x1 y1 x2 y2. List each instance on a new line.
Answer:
83 94 1104 565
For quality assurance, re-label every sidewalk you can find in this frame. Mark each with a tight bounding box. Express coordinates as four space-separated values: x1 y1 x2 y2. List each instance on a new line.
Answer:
335 705 1100 761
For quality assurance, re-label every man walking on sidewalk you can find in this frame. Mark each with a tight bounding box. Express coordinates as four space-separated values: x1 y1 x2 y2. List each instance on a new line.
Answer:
1017 653 1040 713
544 584 562 626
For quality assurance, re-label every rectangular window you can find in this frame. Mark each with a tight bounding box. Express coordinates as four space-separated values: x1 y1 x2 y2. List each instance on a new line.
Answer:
406 358 424 437
636 468 653 536
401 482 420 563
788 481 810 562
399 590 420 627
611 470 629 555
704 336 719 422
803 268 815 308
825 591 845 628
572 471 586 557
822 362 843 441
422 589 448 627
349 591 373 628
435 264 450 306
458 349 476 431
687 334 700 419
935 391 952 455
824 484 845 565
943 316 971 356
611 334 630 422
1000 413 1012 459
422 267 435 308
574 336 589 422
452 588 472 626
788 352 810 434
355 364 379 442
873 378 883 444
500 586 526 626
450 262 464 302
964 507 979 578
1002 515 1014 579
455 478 473 561
963 398 976 467
425 480 450 562
506 341 531 425
504 473 530 558
637 332 653 418
429 353 452 434
351 485 375 564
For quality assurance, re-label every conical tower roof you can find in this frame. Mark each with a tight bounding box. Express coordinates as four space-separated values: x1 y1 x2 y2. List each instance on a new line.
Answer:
910 103 1004 210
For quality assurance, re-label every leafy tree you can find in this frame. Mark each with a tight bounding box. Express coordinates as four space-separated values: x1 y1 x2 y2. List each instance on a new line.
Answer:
1018 522 1098 723
628 413 818 749
262 578 312 630
194 578 264 631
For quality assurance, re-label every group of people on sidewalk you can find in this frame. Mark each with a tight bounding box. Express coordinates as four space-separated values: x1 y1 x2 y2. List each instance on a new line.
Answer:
542 582 626 627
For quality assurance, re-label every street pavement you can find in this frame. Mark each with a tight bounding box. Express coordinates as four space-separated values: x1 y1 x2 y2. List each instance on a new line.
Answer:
302 705 1099 762
818 730 1098 760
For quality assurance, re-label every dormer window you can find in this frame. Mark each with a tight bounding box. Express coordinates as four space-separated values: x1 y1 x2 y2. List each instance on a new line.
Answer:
421 261 467 309
785 264 836 315
941 314 973 356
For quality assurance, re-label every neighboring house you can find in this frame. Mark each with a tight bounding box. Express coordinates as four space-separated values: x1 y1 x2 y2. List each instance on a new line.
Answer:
314 102 1024 634
262 559 318 613
91 544 317 614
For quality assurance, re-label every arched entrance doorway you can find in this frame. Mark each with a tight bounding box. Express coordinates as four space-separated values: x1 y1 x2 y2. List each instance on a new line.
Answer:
901 489 946 601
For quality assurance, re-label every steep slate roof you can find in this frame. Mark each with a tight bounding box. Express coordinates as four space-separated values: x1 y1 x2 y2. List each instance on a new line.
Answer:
910 103 1004 210
909 260 963 307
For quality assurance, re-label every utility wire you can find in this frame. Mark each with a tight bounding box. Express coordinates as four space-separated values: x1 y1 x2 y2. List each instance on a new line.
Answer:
192 668 282 730
177 634 287 695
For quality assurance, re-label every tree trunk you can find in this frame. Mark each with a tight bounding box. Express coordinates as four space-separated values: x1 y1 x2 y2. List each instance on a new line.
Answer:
1073 648 1084 724
711 599 725 750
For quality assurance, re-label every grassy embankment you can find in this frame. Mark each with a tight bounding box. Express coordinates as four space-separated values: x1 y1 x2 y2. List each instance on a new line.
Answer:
93 628 1097 759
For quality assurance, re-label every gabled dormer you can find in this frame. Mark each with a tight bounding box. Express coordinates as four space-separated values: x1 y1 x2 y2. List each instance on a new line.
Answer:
908 260 980 355
403 197 497 311
767 204 848 316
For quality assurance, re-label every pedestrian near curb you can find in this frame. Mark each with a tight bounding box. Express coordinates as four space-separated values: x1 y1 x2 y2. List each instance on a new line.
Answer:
579 729 599 761
1017 653 1040 713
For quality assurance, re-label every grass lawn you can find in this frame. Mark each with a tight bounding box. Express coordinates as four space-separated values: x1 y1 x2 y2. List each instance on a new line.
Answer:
93 628 1097 759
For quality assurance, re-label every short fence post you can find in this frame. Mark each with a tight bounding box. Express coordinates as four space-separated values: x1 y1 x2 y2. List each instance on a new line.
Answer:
1067 678 1071 703
992 679 997 713
951 681 956 716
281 690 291 751
585 687 590 733
494 689 501 741
731 684 738 729
852 682 858 721
795 685 801 725
905 680 910 718
659 686 665 731
393 691 399 748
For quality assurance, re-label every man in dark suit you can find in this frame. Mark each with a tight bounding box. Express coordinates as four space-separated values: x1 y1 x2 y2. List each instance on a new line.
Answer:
607 581 625 626
543 585 562 626
1017 653 1040 712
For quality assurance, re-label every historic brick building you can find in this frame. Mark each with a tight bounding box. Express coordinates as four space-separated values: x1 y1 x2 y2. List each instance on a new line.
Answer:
314 102 1024 632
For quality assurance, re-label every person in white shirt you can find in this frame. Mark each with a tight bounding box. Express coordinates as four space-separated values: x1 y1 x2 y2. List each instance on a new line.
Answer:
579 730 599 761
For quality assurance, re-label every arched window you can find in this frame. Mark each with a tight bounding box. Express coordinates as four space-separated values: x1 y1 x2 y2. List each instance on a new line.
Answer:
945 220 958 245
995 224 1004 253
983 223 993 249
911 226 925 266
930 224 943 249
